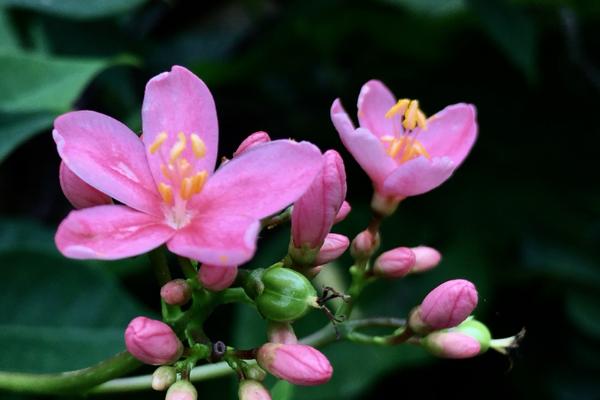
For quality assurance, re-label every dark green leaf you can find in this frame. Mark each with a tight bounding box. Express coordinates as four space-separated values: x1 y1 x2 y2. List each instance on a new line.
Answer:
0 0 147 19
566 290 600 338
0 111 54 162
0 7 18 50
271 380 294 400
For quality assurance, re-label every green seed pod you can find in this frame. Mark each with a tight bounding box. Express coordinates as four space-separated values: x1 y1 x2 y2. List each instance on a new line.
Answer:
255 266 318 322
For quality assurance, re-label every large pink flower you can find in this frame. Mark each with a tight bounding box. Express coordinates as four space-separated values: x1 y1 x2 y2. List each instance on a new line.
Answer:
54 66 322 266
331 80 477 198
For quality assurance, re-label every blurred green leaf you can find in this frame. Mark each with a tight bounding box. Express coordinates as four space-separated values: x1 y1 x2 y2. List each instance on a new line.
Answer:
0 7 18 50
566 290 600 338
467 0 538 79
271 380 294 400
0 111 54 162
0 218 54 254
382 0 466 16
0 0 147 19
0 51 111 113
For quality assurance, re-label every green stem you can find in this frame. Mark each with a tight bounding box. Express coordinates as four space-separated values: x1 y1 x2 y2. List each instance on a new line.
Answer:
149 247 171 286
0 352 140 395
178 257 198 280
260 206 292 230
218 288 254 305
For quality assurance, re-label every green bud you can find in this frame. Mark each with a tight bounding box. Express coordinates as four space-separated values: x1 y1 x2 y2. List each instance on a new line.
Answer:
255 266 318 322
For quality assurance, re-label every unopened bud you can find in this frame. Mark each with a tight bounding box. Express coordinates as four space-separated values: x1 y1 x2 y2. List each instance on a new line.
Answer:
242 364 268 382
373 247 416 278
198 264 238 291
422 318 492 359
125 317 183 365
333 201 351 223
315 233 349 265
152 366 177 391
267 322 298 344
350 229 380 259
239 380 272 400
160 279 192 306
411 246 441 273
59 161 111 209
257 343 333 386
234 131 271 157
165 381 197 400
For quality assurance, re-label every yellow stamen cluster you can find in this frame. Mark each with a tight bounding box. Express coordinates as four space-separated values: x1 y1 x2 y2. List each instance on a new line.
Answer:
180 171 208 200
385 99 427 131
381 136 430 163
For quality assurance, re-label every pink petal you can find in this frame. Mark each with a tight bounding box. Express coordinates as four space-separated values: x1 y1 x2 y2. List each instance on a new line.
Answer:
53 111 161 216
418 104 477 165
142 66 219 185
192 140 323 219
56 205 174 260
357 80 397 138
59 161 112 209
198 264 238 291
167 213 260 266
382 156 455 197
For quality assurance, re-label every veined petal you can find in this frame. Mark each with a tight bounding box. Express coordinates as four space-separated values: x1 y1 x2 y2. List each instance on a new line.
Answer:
53 111 162 216
382 156 455 197
167 214 260 266
56 205 175 260
357 80 397 138
142 66 219 186
418 103 477 165
192 140 323 219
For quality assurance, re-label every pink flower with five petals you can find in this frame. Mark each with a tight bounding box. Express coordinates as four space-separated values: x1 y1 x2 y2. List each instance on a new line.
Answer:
331 80 477 203
54 66 322 266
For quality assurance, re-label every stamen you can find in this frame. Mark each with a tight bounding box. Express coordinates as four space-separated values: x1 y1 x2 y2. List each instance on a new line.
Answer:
385 99 410 119
177 158 192 177
403 100 419 130
191 170 208 194
388 138 404 158
180 177 193 200
158 182 173 204
149 132 168 154
169 132 187 164
160 164 172 180
190 134 206 158
380 135 395 143
416 110 428 130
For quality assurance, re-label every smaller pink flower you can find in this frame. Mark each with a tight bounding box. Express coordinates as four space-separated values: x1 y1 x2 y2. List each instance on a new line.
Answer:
350 229 380 259
239 380 272 400
256 343 333 386
160 279 192 306
198 264 238 291
125 316 183 365
422 331 481 359
314 233 349 265
411 245 442 273
373 247 416 278
233 131 271 157
333 200 351 224
415 279 478 332
59 161 111 209
331 80 477 200
291 150 347 250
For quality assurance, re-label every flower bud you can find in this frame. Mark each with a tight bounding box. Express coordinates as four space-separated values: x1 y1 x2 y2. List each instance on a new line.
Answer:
152 366 177 391
59 161 111 209
314 233 349 265
166 381 197 400
350 229 380 259
256 343 333 386
198 264 238 291
411 246 442 273
242 364 268 381
234 131 271 157
256 267 318 322
409 279 478 334
373 247 416 278
334 201 351 223
291 150 347 250
160 279 192 306
422 318 492 359
124 317 183 365
267 321 298 344
239 380 272 400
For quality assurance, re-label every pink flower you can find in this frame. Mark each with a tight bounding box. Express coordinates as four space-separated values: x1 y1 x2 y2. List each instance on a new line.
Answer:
256 343 333 386
373 247 416 278
198 264 238 291
125 316 183 365
291 150 347 249
330 80 477 199
53 66 322 266
160 279 192 306
411 245 442 273
314 233 350 265
234 131 271 157
334 200 351 223
59 161 111 209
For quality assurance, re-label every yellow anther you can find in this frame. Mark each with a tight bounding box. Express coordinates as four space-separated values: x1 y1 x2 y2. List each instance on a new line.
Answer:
191 170 208 194
190 134 206 158
158 182 173 204
385 99 410 119
149 132 168 154
380 135 395 143
169 132 187 164
160 164 172 180
177 158 192 177
403 100 419 130
180 177 193 200
416 110 427 130
387 138 404 158
412 141 430 159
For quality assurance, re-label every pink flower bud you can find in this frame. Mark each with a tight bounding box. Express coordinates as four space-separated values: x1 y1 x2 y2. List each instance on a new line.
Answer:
333 201 351 223
59 161 111 209
315 233 349 265
411 246 441 273
419 279 478 331
234 131 271 157
160 279 192 306
152 366 177 391
267 322 298 344
350 229 380 259
373 247 416 278
198 264 238 291
256 343 333 386
239 380 272 400
291 150 347 249
166 381 198 400
125 317 183 365
422 331 481 359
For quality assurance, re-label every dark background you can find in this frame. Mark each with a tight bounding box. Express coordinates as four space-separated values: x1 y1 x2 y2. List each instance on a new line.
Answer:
0 0 598 399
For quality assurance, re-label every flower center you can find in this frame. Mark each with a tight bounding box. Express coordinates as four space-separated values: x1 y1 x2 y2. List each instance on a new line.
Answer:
380 99 430 164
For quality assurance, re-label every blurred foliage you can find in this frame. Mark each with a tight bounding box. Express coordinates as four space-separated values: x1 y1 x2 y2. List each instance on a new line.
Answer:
0 0 598 399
